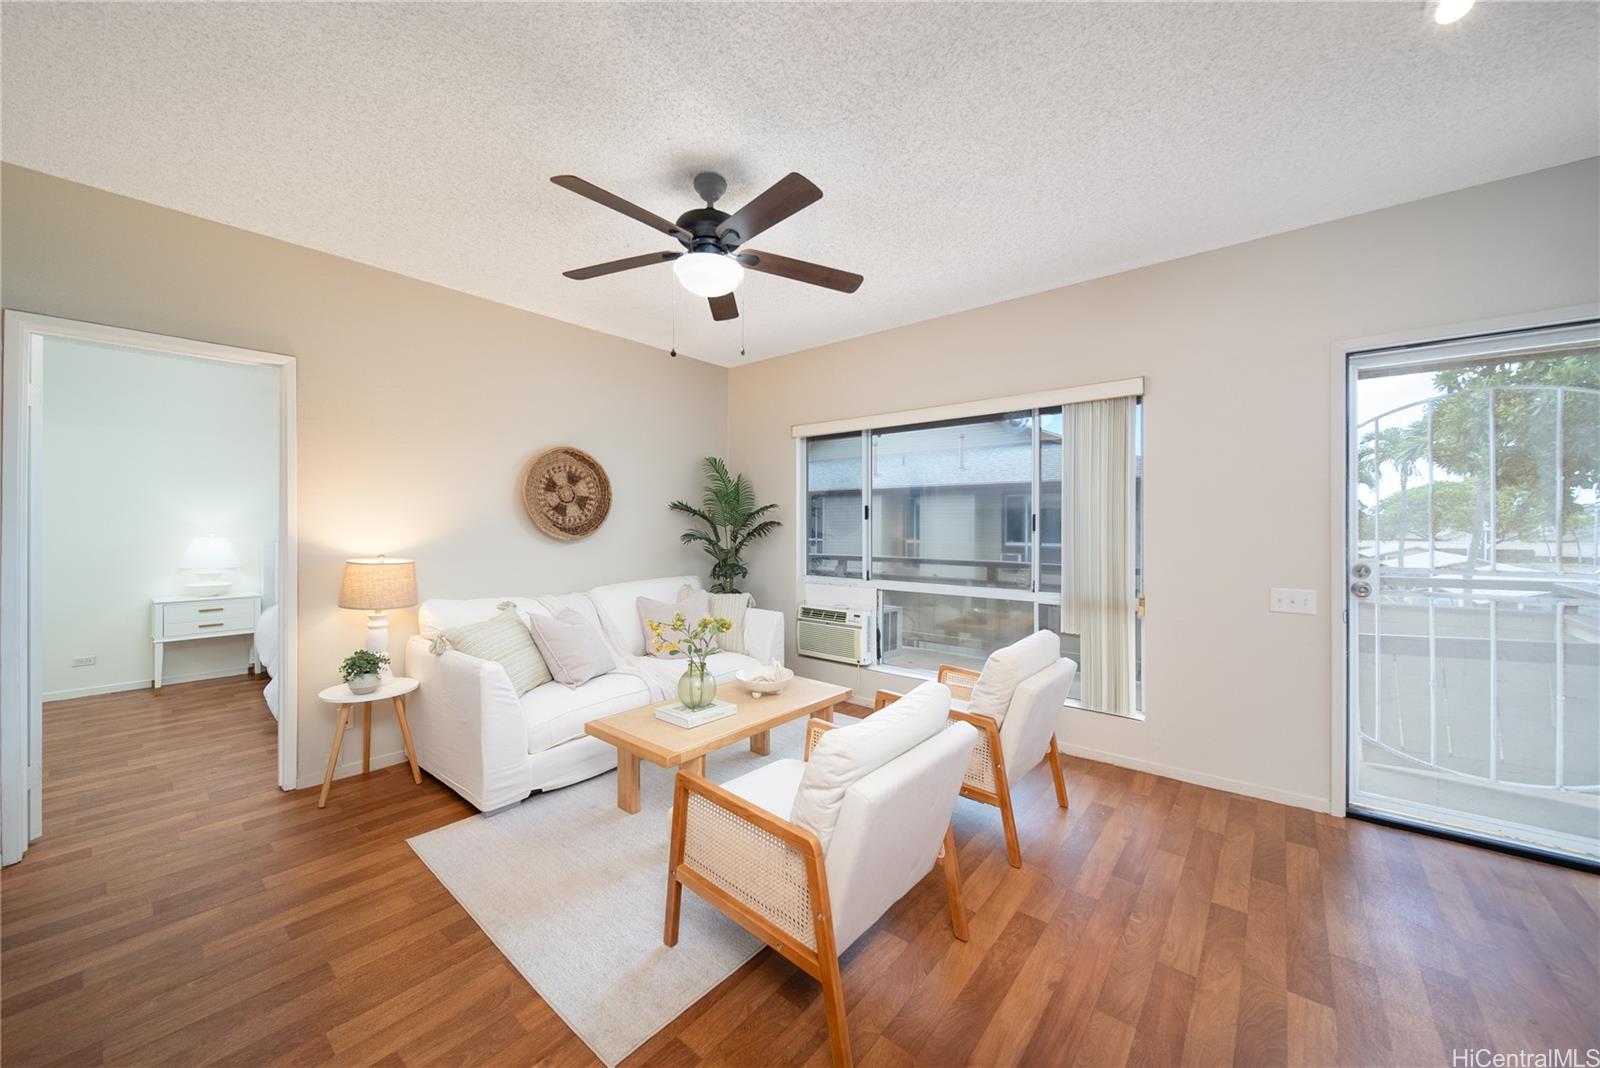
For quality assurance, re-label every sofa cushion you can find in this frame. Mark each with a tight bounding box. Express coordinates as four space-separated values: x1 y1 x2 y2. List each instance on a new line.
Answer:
659 651 759 684
790 681 951 852
418 597 546 638
589 575 701 657
521 673 651 754
968 630 1061 723
528 608 617 687
637 589 711 658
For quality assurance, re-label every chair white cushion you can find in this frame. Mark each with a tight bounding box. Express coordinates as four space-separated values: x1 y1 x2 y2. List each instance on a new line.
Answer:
967 630 1061 723
588 575 702 657
520 672 651 753
720 758 805 820
790 682 951 852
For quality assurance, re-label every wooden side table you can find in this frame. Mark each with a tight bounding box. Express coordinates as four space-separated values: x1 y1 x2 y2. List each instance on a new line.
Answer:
316 677 421 808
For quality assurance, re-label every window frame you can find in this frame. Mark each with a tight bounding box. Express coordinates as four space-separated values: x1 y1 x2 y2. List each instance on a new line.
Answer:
799 392 1146 718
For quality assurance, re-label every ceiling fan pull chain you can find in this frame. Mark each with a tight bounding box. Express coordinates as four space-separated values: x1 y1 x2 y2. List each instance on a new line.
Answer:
669 265 678 359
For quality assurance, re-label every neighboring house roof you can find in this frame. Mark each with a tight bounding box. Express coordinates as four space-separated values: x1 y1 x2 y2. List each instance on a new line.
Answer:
808 442 1060 491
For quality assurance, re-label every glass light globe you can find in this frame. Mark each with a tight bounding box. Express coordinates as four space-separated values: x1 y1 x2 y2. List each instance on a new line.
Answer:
1433 0 1473 23
673 251 744 297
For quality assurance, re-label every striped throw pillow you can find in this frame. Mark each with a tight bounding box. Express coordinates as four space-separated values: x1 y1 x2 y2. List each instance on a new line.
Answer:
433 602 553 695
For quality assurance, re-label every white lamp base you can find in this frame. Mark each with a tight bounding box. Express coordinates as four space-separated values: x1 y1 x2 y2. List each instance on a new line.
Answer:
365 611 393 675
184 573 233 597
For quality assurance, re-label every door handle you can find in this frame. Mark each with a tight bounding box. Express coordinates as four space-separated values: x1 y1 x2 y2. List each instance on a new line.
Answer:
1350 581 1372 599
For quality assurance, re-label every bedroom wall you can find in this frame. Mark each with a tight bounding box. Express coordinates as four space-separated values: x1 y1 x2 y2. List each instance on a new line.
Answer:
40 337 278 698
2 163 729 787
725 157 1600 813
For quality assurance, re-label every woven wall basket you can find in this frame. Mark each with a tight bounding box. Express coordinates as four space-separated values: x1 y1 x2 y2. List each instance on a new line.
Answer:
523 447 612 541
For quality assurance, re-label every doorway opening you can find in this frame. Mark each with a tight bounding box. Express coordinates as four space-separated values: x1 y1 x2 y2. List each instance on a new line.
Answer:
1343 317 1599 863
2 313 298 866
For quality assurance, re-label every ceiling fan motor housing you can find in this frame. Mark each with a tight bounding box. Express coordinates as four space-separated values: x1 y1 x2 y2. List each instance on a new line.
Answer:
675 206 736 253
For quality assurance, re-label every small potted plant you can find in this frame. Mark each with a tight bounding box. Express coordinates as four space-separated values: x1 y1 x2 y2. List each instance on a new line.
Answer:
340 649 390 695
647 613 732 710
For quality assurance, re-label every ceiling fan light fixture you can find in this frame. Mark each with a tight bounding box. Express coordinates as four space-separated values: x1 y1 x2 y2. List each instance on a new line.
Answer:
1432 0 1474 24
673 250 743 297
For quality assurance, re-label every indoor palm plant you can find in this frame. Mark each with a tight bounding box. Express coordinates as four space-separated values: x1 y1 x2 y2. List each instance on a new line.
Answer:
647 613 733 709
669 457 781 594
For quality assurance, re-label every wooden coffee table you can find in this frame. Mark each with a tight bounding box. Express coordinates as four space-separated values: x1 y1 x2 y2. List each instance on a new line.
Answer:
585 676 851 814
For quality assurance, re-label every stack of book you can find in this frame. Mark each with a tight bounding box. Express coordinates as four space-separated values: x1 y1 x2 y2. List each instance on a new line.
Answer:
654 699 737 728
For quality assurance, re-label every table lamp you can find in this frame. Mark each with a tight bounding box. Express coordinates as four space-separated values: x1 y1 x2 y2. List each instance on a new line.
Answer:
181 535 241 596
338 556 418 659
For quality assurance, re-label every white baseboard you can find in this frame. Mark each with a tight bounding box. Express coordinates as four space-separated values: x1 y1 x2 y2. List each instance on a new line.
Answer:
334 748 410 780
44 668 261 702
1060 741 1329 814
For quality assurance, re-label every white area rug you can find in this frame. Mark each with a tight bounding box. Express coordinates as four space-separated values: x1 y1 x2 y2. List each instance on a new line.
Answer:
408 716 825 1067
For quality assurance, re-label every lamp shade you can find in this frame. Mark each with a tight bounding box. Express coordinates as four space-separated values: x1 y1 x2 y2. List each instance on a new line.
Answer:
338 557 417 611
180 536 240 571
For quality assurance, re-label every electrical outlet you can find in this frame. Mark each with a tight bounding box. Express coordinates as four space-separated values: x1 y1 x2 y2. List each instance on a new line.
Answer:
1270 588 1316 615
69 655 96 668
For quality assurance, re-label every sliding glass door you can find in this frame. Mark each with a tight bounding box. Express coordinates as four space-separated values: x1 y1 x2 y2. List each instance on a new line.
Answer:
1346 320 1600 861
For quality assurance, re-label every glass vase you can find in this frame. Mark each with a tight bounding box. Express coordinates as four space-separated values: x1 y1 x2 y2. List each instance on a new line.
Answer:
678 662 717 710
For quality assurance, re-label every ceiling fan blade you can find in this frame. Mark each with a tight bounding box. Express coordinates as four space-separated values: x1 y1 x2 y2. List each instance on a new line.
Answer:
738 250 862 294
716 173 822 247
561 251 680 280
551 175 690 239
709 293 739 321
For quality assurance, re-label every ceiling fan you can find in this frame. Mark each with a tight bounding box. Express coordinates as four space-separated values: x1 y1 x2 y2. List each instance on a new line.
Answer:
551 170 863 322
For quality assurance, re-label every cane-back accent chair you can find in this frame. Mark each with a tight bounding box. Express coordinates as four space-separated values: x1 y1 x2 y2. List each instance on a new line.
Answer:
665 685 977 1068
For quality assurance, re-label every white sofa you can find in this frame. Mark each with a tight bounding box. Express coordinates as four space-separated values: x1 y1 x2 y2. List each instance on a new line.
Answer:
406 574 785 812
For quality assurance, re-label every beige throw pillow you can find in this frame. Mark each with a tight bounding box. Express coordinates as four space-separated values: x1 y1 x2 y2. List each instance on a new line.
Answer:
528 608 616 687
638 589 711 659
430 602 552 696
676 584 751 656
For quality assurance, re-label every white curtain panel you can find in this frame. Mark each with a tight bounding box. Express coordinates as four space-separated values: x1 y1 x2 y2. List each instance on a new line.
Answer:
1061 396 1137 716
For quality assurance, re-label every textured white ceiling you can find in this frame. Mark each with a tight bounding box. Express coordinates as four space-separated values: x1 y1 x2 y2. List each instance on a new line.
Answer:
3 2 1595 366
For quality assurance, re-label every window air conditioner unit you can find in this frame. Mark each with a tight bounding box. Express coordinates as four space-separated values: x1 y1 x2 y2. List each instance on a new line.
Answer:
796 604 869 665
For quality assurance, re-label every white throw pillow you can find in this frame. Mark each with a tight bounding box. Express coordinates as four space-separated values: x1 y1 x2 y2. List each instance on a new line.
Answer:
967 630 1061 723
790 681 951 852
527 608 617 687
637 589 712 658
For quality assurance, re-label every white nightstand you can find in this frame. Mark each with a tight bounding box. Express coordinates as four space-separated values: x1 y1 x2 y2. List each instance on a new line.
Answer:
316 677 421 808
150 593 261 690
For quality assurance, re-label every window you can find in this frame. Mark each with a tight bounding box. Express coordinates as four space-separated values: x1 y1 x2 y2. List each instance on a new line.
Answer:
1002 493 1030 554
801 392 1145 717
805 433 863 579
869 410 1033 589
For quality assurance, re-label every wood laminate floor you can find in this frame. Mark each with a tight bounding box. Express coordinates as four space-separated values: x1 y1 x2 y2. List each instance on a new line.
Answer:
2 675 1596 1066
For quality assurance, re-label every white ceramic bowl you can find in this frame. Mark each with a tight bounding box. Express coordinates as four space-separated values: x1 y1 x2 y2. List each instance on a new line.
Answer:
735 666 795 697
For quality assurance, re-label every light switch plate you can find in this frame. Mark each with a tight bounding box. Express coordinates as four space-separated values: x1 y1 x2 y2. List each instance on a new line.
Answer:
1270 588 1317 615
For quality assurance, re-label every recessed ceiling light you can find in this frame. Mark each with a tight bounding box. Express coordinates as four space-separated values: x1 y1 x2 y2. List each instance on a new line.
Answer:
1434 0 1474 25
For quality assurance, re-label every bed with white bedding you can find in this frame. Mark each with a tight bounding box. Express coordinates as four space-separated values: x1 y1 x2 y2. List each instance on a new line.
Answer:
256 542 281 719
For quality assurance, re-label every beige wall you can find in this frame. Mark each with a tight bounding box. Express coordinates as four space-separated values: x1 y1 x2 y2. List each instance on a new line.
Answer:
727 158 1600 811
2 164 728 787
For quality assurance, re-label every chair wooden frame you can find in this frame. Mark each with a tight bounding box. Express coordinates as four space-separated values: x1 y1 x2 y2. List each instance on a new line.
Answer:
876 664 1068 869
664 717 968 1068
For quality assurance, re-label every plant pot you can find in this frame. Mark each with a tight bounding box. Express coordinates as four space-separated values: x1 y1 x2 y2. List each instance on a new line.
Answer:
347 673 380 695
677 663 717 710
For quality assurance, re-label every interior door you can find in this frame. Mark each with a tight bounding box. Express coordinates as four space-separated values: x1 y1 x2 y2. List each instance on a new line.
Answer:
1346 320 1600 862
